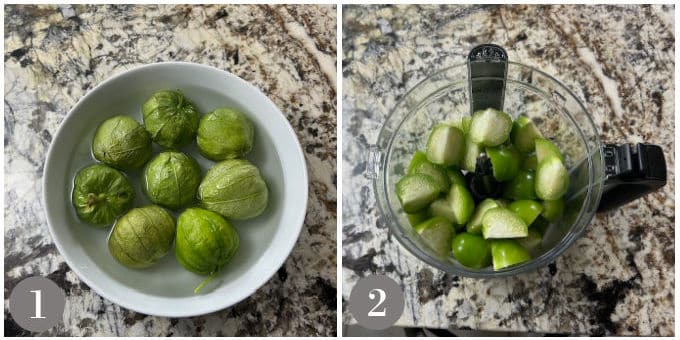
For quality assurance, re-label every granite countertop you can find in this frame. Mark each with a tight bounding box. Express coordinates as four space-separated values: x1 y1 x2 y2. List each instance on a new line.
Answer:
4 4 336 336
342 4 674 336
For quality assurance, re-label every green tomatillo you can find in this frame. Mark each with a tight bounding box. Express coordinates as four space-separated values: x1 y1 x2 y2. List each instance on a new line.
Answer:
175 208 240 293
72 164 135 226
108 205 176 269
197 108 254 161
143 151 202 210
198 159 269 219
92 115 152 170
451 232 492 269
142 90 201 149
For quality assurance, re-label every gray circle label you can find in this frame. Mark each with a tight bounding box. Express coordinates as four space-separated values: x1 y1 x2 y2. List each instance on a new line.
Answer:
349 274 404 330
9 276 65 332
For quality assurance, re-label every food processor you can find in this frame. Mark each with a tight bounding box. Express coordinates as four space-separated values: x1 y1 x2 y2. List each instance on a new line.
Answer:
366 44 667 277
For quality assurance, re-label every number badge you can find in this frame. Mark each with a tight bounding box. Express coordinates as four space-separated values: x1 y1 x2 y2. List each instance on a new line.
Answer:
9 276 65 332
348 275 405 330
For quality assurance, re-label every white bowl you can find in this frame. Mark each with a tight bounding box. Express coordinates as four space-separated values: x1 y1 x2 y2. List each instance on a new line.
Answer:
42 62 308 317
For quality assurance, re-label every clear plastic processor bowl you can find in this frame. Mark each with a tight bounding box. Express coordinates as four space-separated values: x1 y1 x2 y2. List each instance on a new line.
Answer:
367 54 666 277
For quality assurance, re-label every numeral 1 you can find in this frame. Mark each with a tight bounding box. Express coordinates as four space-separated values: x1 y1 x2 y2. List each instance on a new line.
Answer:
29 290 46 319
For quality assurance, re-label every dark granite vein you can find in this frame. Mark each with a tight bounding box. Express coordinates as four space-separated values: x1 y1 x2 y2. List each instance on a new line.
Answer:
4 4 336 336
342 4 673 336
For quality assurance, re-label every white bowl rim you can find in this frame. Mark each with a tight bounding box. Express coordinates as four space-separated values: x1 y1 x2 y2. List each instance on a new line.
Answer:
41 62 309 317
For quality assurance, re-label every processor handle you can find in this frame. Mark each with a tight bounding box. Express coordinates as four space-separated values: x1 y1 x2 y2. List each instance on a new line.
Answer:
598 143 667 212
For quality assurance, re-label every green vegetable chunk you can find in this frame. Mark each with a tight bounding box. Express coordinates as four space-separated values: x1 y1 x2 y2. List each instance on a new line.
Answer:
482 207 529 239
535 138 565 163
511 116 543 153
446 167 467 187
466 198 500 234
503 169 537 200
443 117 465 131
425 124 465 166
407 210 431 227
92 115 152 170
396 174 441 213
541 198 564 222
517 229 543 253
142 90 200 149
491 239 532 270
108 205 175 269
469 108 513 147
486 145 520 181
72 164 135 226
407 150 429 173
508 200 543 225
414 216 455 257
461 116 472 134
462 135 484 172
449 184 475 225
199 159 269 219
430 184 475 226
522 153 538 171
408 151 450 193
175 208 239 293
496 198 511 207
197 108 254 161
429 199 457 224
536 156 569 200
452 232 492 269
143 151 202 210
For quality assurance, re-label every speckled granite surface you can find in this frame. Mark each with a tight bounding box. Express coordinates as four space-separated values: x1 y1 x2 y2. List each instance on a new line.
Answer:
5 4 336 336
342 5 674 336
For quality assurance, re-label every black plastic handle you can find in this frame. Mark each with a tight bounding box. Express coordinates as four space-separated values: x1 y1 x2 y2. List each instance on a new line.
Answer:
598 143 667 212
